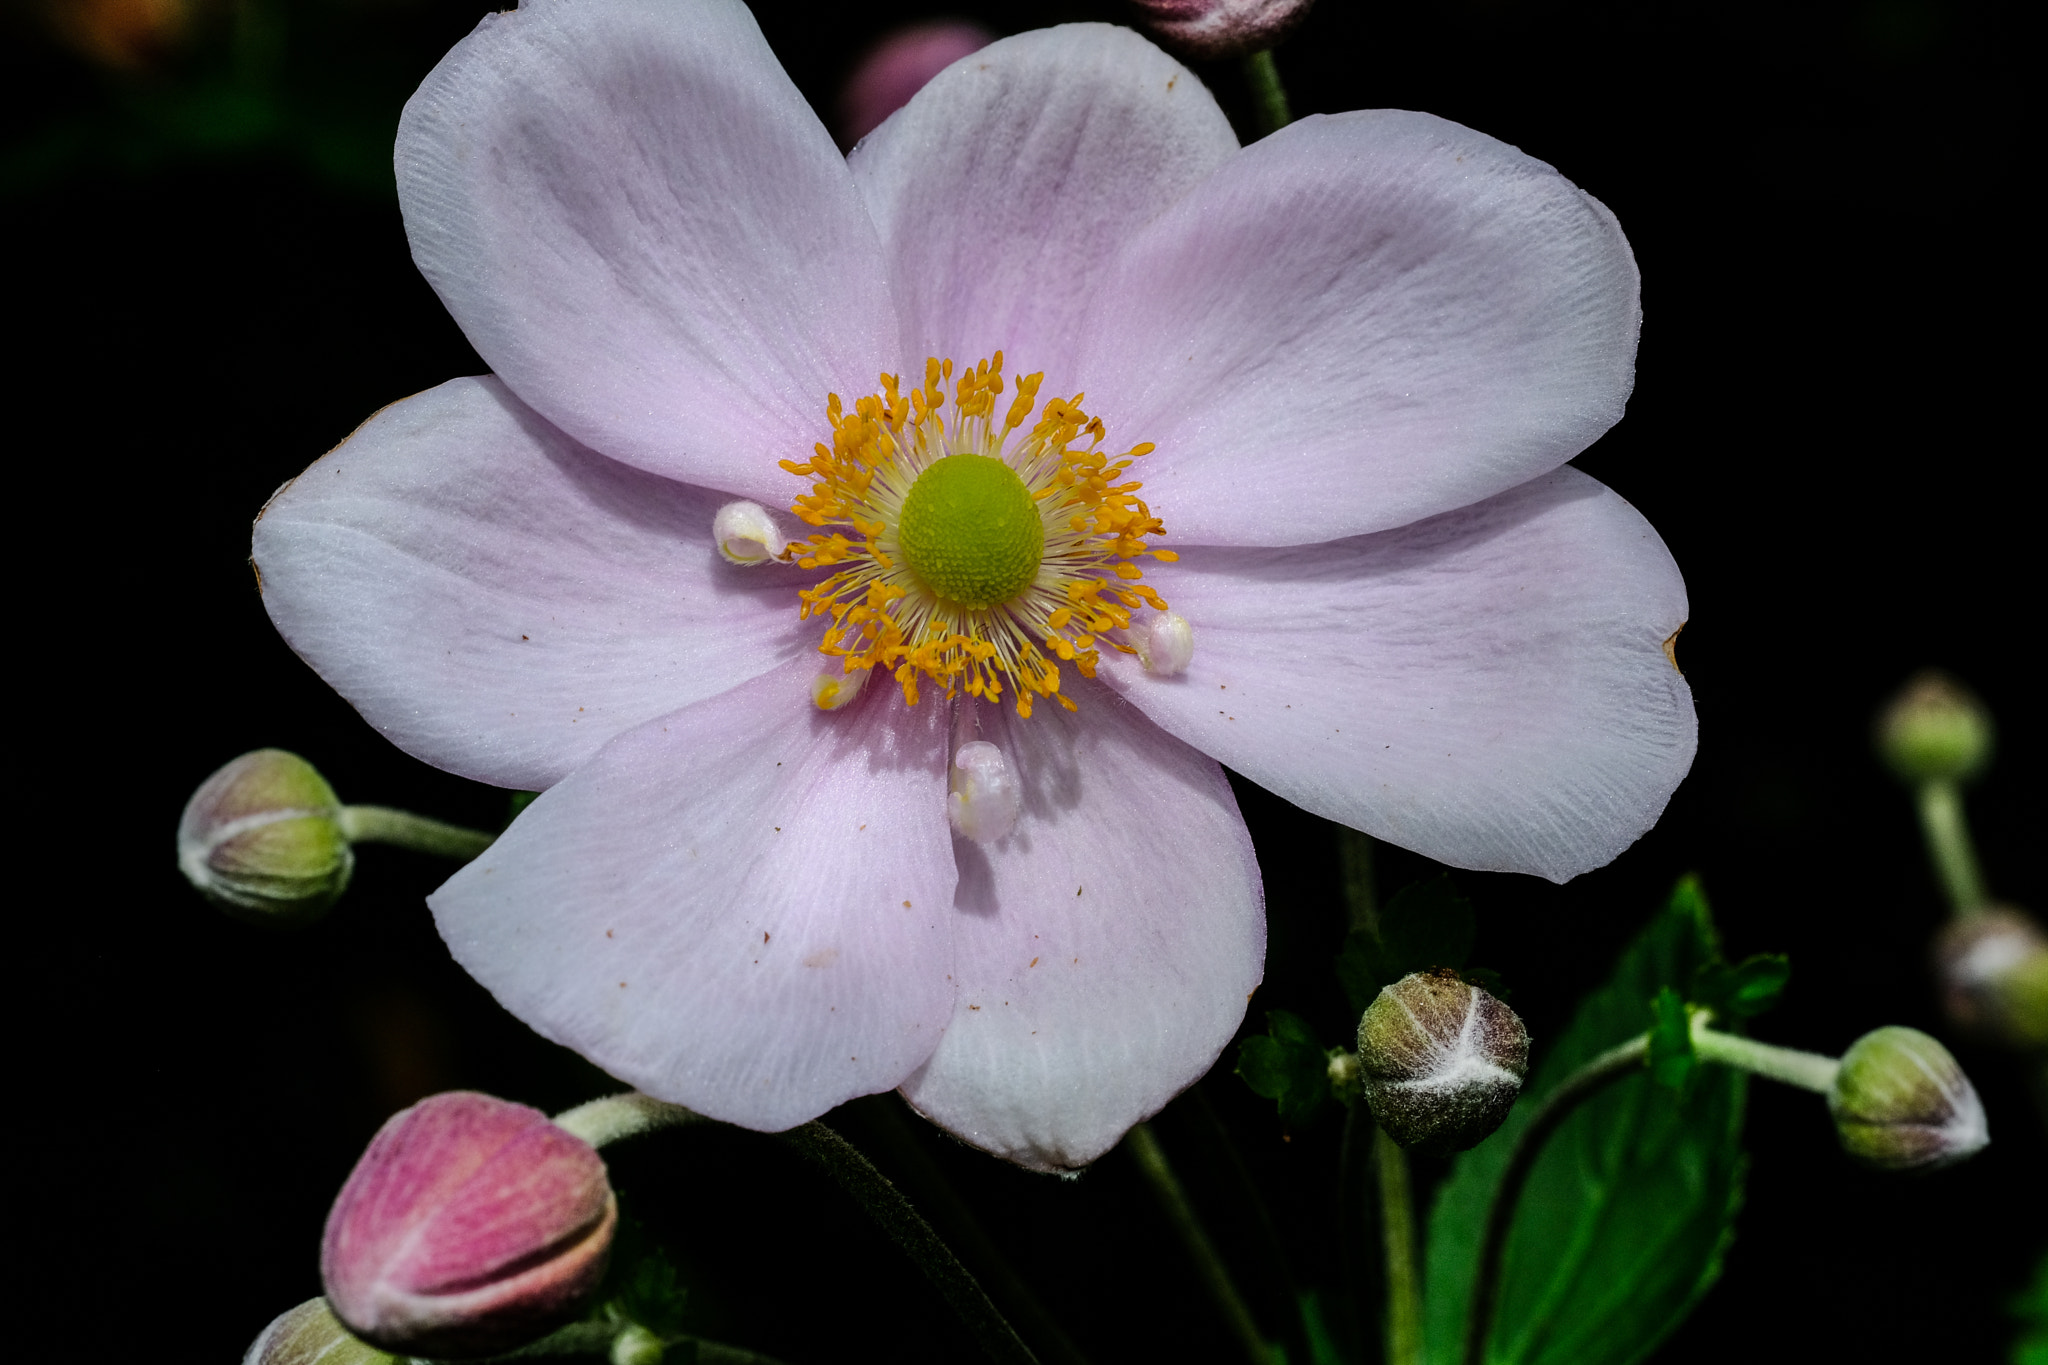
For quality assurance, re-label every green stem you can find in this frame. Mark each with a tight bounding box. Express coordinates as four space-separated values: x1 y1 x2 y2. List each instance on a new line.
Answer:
1241 49 1293 137
780 1122 1038 1365
1125 1122 1275 1365
1690 1019 1838 1093
552 1093 705 1148
1337 1104 1380 1363
1464 1035 1649 1365
1374 1126 1422 1365
338 805 496 861
1916 779 1988 915
465 1320 793 1363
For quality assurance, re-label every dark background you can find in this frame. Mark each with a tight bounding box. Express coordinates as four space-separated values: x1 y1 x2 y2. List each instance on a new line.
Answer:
7 0 2035 1361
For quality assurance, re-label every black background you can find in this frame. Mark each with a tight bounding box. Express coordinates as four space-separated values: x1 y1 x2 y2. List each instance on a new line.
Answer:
7 0 2036 1361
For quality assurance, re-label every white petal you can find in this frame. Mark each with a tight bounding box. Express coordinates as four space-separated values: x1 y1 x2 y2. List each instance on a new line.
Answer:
849 24 1236 390
397 0 895 500
430 657 958 1132
253 378 810 790
899 686 1264 1170
1079 110 1641 544
1100 468 1695 881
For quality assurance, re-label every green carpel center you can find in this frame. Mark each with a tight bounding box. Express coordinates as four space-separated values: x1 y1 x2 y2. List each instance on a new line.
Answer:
897 454 1044 610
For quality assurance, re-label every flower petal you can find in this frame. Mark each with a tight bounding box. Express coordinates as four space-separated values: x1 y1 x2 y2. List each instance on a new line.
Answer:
253 377 810 791
848 24 1237 390
898 684 1263 1171
396 0 895 500
1099 468 1694 882
1078 110 1640 545
430 657 958 1132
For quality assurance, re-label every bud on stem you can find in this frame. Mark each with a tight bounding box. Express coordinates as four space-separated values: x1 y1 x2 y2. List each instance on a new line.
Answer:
1357 971 1530 1155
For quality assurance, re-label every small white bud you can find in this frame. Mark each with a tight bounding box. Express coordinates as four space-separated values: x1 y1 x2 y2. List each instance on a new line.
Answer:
947 740 1021 843
1126 609 1194 676
811 668 868 712
713 501 789 566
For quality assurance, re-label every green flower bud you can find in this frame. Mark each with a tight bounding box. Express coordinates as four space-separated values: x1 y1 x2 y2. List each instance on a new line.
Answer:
1876 671 1993 784
612 1324 667 1365
1827 1026 1988 1170
1357 970 1530 1154
1933 909 2048 1050
243 1299 396 1365
178 749 352 926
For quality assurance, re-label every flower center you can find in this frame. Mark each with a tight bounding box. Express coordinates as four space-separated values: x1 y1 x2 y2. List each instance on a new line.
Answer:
897 454 1044 610
782 354 1177 718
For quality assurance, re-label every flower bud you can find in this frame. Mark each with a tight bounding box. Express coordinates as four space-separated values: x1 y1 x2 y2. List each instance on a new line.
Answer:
1876 670 1993 784
835 20 995 146
1934 909 2048 1049
1357 970 1529 1154
323 1091 618 1358
1827 1026 1988 1171
1131 0 1316 60
242 1299 396 1365
178 749 352 926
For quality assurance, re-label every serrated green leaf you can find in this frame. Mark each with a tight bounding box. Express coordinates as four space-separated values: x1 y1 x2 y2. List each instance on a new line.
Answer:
1421 879 1747 1365
1691 954 1791 1019
1646 987 1696 1091
1337 875 1478 1015
1236 1010 1331 1130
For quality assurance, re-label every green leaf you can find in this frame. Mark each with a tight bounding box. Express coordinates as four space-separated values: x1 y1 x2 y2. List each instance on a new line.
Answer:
1645 987 1697 1091
1337 875 1478 1015
1236 1010 1331 1130
1421 878 1747 1365
1690 954 1791 1019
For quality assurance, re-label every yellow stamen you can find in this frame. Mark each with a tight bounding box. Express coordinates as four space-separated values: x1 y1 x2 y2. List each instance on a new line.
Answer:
790 355 1172 717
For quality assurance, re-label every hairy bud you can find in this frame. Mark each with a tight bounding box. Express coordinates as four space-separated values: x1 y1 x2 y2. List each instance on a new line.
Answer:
242 1299 396 1365
178 749 352 926
1827 1027 1988 1171
1131 0 1315 59
1357 970 1529 1154
323 1092 618 1358
1934 909 2048 1049
1876 670 1993 784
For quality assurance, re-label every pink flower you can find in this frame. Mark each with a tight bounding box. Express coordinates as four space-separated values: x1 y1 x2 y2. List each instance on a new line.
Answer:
835 20 995 146
1130 0 1315 59
253 0 1693 1170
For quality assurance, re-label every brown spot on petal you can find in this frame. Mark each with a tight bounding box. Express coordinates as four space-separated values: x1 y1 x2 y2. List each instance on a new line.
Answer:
1663 623 1686 673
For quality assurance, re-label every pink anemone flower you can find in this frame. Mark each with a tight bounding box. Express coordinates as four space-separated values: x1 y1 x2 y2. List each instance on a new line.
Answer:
252 0 1694 1171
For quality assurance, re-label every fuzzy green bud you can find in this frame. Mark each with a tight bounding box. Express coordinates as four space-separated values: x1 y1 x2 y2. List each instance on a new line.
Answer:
178 750 352 926
1933 909 2048 1050
1357 970 1530 1154
243 1299 397 1365
1828 1026 1988 1170
1877 671 1994 784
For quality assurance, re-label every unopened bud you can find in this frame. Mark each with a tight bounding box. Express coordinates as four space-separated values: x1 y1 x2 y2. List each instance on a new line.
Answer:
947 740 1022 843
178 749 352 926
612 1324 667 1365
1935 909 2048 1049
1877 670 1993 784
323 1092 618 1358
712 501 789 565
835 20 994 146
1131 0 1316 59
1125 609 1195 677
243 1299 396 1365
1357 970 1529 1154
1827 1026 1988 1171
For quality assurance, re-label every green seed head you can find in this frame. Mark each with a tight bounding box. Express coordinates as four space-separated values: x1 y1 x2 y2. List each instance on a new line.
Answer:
897 454 1044 609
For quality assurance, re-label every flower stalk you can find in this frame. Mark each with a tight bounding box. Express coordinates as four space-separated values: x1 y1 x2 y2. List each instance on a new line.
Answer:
1125 1123 1277 1365
337 805 498 862
1242 49 1292 136
1374 1126 1422 1365
1915 779 1987 916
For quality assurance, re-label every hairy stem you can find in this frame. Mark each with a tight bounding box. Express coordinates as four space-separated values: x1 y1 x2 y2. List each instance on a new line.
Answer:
1242 49 1293 136
1374 1127 1422 1365
780 1121 1038 1365
337 805 496 861
1464 1035 1649 1365
1126 1122 1275 1365
1916 779 1987 915
1691 1019 1839 1093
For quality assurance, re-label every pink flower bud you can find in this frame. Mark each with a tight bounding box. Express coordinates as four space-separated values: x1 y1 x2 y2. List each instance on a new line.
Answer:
322 1092 617 1358
835 20 994 146
1130 0 1315 59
